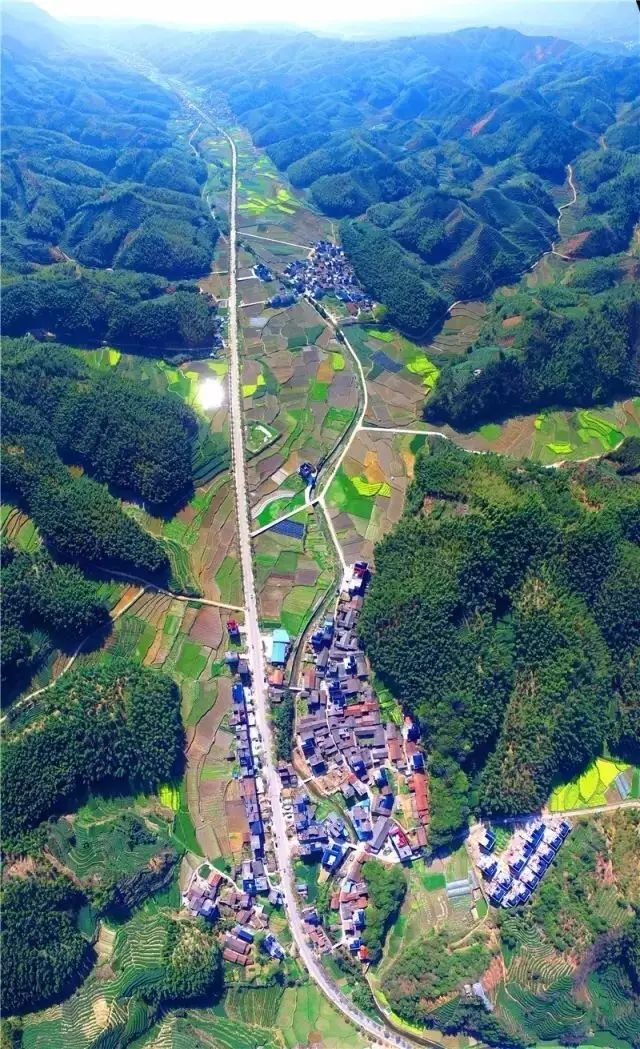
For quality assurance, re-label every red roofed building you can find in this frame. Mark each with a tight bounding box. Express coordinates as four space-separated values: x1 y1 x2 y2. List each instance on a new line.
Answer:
411 771 429 823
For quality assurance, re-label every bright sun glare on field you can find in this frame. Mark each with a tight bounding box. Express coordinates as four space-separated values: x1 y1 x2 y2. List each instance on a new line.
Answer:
197 377 225 410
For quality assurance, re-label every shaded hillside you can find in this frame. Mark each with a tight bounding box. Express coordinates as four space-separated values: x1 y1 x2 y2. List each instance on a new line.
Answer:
426 269 640 428
1 22 217 279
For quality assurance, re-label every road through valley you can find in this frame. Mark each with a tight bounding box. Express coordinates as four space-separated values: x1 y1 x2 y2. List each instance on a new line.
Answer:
185 100 425 1049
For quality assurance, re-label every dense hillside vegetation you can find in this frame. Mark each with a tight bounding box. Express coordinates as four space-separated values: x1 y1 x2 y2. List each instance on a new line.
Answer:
427 263 640 427
2 267 219 353
1 545 110 692
385 814 640 1046
359 438 640 845
1 14 219 349
136 26 639 335
0 338 210 691
1 872 95 1016
1 864 222 1018
2 659 183 848
3 339 198 508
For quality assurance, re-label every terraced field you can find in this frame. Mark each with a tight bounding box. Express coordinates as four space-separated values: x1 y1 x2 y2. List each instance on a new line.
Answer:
0 502 41 552
550 757 640 811
224 985 284 1028
20 907 169 1049
45 797 173 884
277 984 368 1049
75 587 239 861
147 1007 282 1049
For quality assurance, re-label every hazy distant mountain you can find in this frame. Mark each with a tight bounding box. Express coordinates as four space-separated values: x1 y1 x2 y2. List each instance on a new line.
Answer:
327 1 639 48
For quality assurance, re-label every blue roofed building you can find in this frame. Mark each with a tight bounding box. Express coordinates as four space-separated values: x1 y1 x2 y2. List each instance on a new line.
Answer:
271 628 291 666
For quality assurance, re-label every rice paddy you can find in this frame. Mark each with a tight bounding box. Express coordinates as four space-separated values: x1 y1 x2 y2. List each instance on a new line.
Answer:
202 125 332 254
240 297 359 516
549 758 639 811
277 984 368 1049
346 324 437 427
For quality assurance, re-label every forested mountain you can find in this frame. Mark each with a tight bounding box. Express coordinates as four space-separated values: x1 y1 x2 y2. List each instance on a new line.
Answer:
1 10 219 349
127 25 640 335
359 438 640 846
0 338 205 693
427 271 640 427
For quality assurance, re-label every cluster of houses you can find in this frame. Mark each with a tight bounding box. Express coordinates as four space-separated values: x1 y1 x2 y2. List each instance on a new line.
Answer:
253 263 274 282
289 791 349 871
284 242 372 311
221 921 285 965
182 864 285 966
222 926 256 967
295 562 429 856
473 817 572 908
228 676 269 862
183 867 225 920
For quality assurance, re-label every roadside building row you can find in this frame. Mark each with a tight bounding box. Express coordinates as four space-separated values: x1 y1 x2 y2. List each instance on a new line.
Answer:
230 676 268 866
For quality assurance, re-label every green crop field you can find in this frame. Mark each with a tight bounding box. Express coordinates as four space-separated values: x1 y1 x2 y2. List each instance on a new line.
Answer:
278 983 367 1049
255 491 306 529
175 639 209 679
549 757 634 811
169 1008 281 1049
255 506 335 635
1 504 41 552
327 466 375 521
225 986 284 1028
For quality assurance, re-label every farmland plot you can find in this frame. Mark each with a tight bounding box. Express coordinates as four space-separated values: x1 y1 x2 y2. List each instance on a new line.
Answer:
239 298 359 515
326 430 426 565
254 508 336 636
346 324 437 428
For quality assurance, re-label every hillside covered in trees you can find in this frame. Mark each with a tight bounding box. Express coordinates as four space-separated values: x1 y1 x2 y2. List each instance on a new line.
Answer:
2 659 183 848
427 264 640 427
359 438 640 846
3 339 198 509
1 864 223 1017
0 337 211 693
1 8 219 349
132 25 639 334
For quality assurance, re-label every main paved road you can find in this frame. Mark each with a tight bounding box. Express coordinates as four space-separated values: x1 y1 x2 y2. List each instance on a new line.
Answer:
186 102 421 1049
